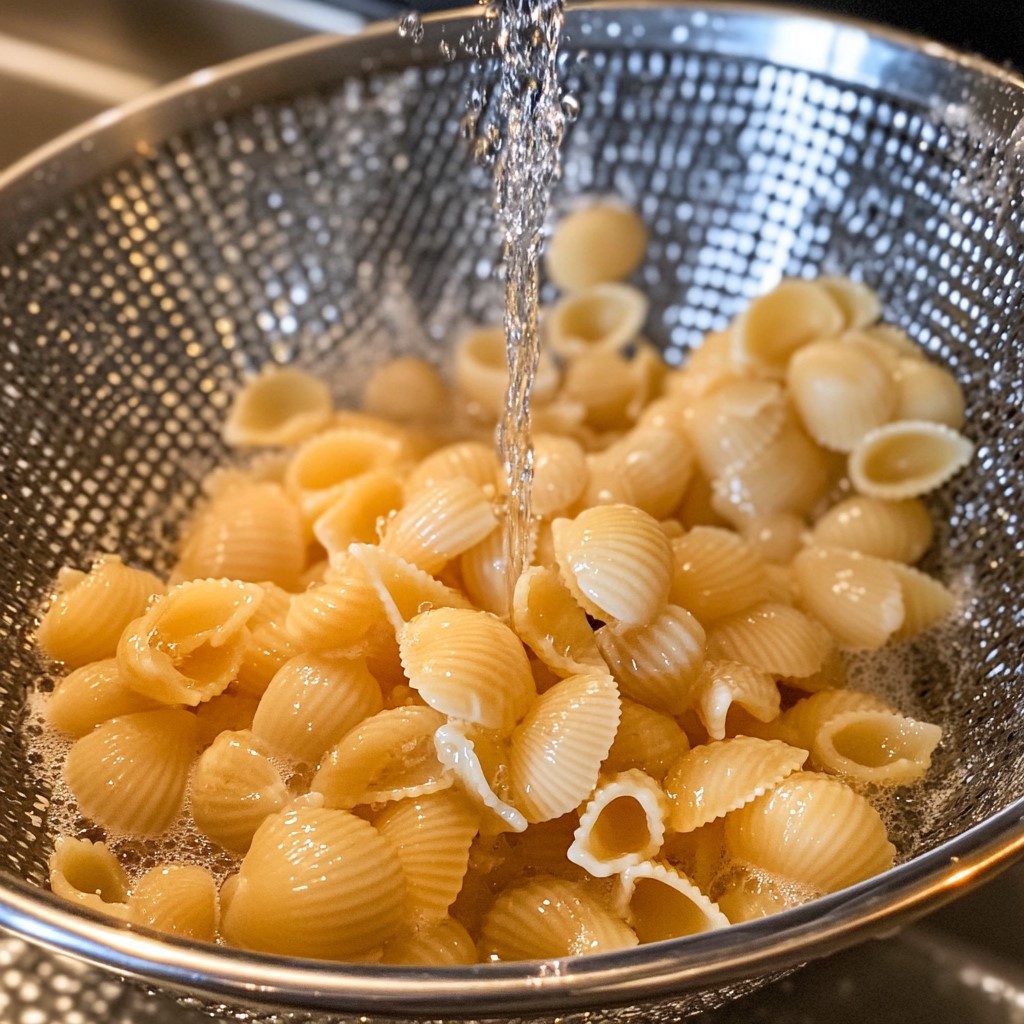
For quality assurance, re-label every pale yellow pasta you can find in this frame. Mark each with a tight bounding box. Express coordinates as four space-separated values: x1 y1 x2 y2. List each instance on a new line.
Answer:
64 708 200 835
398 608 535 732
48 836 131 921
173 482 305 589
848 420 974 500
381 917 478 966
374 789 480 921
692 660 781 741
791 546 904 650
479 876 638 960
732 278 845 376
511 565 607 677
670 526 771 624
313 705 451 809
379 477 497 574
362 356 451 425
551 503 673 626
659 818 728 894
615 861 730 942
544 202 648 292
45 658 161 737
558 349 648 432
285 559 383 652
723 771 896 893
545 282 648 360
530 433 589 518
595 604 705 714
312 469 404 558
713 865 814 924
567 769 669 876
861 323 926 360
129 865 219 941
37 556 164 669
509 671 621 823
889 561 957 639
738 511 807 564
459 524 512 618
663 330 738 405
787 339 897 452
221 805 406 961
817 276 882 330
405 439 503 495
810 496 933 564
190 729 290 853
224 366 332 447
118 579 262 706
776 687 893 750
892 357 966 428
234 582 303 697
706 602 832 678
602 698 690 781
251 653 383 765
676 468 732 530
192 690 260 747
781 643 850 694
664 737 807 833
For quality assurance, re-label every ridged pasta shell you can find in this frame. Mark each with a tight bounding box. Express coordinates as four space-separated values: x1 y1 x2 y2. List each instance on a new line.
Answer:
603 698 690 782
235 582 303 697
479 876 638 959
285 560 383 652
460 524 513 618
552 504 673 627
191 729 290 853
544 202 648 292
531 434 589 518
509 671 621 823
616 861 730 942
382 916 478 966
848 420 974 500
312 705 451 809
660 818 728 894
46 658 161 737
792 546 904 650
223 366 332 447
545 282 648 359
739 512 806 564
810 496 934 564
893 358 966 428
362 356 451 426
595 604 705 714
568 770 669 877
312 469 405 557
889 562 957 639
670 526 771 624
557 350 645 432
398 608 535 732
221 806 405 960
777 688 893 750
65 708 200 835
664 737 807 833
732 278 845 376
405 440 502 495
173 482 305 589
723 771 896 893
818 276 882 331
706 602 832 678
252 653 383 766
129 865 219 941
693 660 781 741
374 790 480 920
37 556 164 668
48 836 131 921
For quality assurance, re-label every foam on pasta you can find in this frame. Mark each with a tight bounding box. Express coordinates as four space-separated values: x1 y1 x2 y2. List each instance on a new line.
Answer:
30 203 973 964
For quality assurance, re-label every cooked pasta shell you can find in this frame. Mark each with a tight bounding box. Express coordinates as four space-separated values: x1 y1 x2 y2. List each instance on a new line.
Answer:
312 705 451 809
706 602 832 678
129 865 219 941
512 565 606 678
460 524 513 618
173 482 305 589
191 729 290 853
48 836 131 921
64 708 200 835
285 559 383 652
193 690 260 747
595 604 705 714
223 366 332 447
787 339 897 452
693 660 781 741
398 608 535 732
531 433 589 518
235 582 303 697
739 512 807 565
312 469 404 557
818 276 882 331
861 323 925 361
723 771 896 893
362 356 451 426
37 556 164 668
811 709 942 786
732 278 845 376
545 202 648 292
552 504 673 627
221 805 406 960
406 440 503 495
46 658 161 737
509 671 621 823
559 349 652 432
677 468 732 531
374 789 480 920
380 477 497 574
568 770 670 877
670 526 771 624
118 579 262 706
792 546 904 650
660 818 728 894
892 357 966 428
777 687 893 751
545 282 648 359
890 562 957 638
664 331 739 406
810 496 933 564
616 861 730 942
479 876 637 960
252 653 382 766
714 865 815 923
382 916 478 966
848 420 974 500
603 698 690 781
665 737 807 833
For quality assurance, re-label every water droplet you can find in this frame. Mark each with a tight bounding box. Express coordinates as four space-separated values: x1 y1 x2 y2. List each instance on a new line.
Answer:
398 11 424 43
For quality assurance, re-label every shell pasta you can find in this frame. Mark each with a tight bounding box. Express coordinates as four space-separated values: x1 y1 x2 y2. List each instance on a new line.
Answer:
32 205 971 965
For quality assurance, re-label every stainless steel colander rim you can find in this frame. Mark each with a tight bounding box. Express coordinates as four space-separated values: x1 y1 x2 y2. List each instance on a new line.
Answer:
2 2 1024 1015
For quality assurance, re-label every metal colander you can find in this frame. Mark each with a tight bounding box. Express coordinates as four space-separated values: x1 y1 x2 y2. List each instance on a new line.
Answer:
0 3 1023 1021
